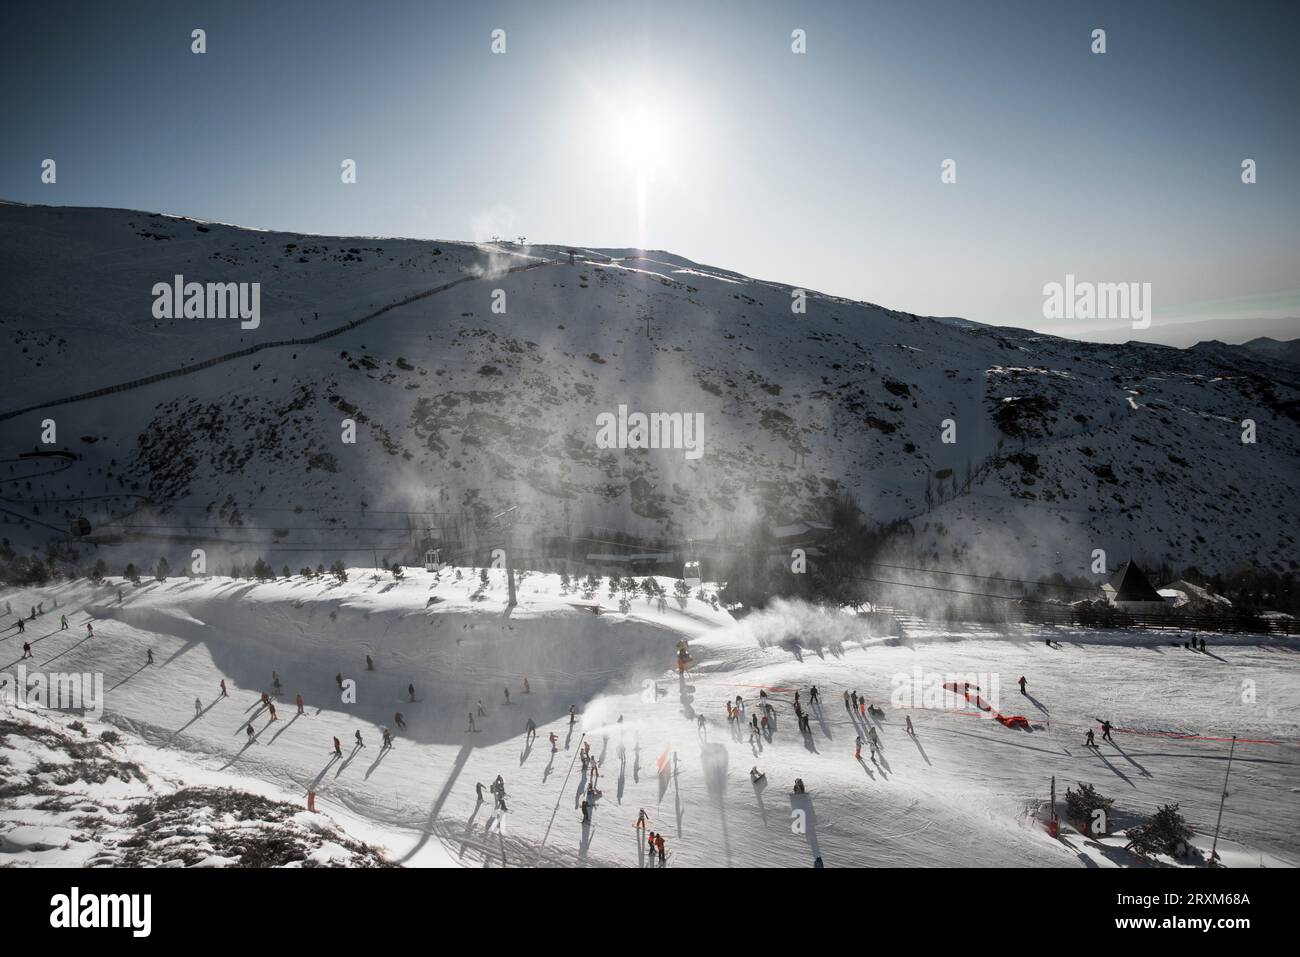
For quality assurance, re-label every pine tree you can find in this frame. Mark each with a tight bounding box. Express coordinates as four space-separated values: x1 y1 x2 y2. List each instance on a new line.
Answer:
1065 782 1114 832
1126 803 1194 858
124 562 140 585
154 557 170 581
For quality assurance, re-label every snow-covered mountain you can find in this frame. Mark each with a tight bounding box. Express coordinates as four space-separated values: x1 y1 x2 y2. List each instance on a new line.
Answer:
1 201 1297 580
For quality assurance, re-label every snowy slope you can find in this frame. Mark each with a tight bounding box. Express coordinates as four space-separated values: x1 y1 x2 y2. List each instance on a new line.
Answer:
3 572 1296 868
1 202 1298 580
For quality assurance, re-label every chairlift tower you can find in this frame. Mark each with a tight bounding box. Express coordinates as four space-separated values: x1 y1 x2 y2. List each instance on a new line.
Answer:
493 505 519 607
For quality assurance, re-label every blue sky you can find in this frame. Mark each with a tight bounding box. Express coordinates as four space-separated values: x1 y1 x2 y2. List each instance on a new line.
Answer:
2 0 1296 340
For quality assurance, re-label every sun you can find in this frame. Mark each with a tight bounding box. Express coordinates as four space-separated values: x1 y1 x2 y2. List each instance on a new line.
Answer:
612 108 670 176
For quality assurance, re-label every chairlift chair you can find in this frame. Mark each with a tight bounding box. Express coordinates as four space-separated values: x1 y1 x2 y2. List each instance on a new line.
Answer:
683 560 701 588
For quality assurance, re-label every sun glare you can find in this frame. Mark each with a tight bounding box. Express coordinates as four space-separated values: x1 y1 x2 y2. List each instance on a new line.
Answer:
613 108 669 176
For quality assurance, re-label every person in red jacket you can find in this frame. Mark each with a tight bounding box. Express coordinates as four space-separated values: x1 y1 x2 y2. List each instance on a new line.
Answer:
295 692 305 715
220 678 228 697
655 833 666 864
332 736 342 757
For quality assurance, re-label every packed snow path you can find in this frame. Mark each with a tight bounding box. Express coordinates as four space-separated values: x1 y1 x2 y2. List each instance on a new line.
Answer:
0 256 558 423
2 572 1296 868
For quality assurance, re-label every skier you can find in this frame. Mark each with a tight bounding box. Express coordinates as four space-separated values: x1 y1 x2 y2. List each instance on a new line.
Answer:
15 619 23 634
21 641 32 659
220 678 228 697
1101 720 1114 743
335 672 343 689
851 690 859 710
408 683 415 702
467 712 477 733
504 687 510 705
296 692 304 715
868 726 880 749
476 699 486 717
272 671 282 694
86 622 94 637
793 778 806 794
354 729 365 748
855 735 863 759
697 713 706 731
569 705 577 726
1085 728 1096 747
635 808 649 830
333 736 343 757
268 702 278 721
395 712 407 729
655 833 666 864
859 699 866 718
194 697 202 718
905 715 914 735
548 731 558 751
260 691 270 708
580 799 591 825
525 717 537 741
146 649 154 665
365 654 374 671
648 831 657 858
523 677 531 695
245 723 255 742
60 614 68 630
475 782 486 803
381 728 392 749
1018 675 1027 695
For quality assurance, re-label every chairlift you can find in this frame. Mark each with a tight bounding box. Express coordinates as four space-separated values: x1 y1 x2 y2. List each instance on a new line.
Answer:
683 560 702 588
424 548 442 572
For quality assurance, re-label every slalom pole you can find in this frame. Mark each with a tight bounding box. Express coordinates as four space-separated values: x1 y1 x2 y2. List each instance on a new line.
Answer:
1209 734 1237 865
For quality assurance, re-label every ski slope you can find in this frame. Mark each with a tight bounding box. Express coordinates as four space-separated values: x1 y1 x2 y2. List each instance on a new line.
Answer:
3 571 1297 867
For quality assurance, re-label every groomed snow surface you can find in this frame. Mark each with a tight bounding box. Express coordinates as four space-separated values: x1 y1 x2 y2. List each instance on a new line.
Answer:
2 569 1297 868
